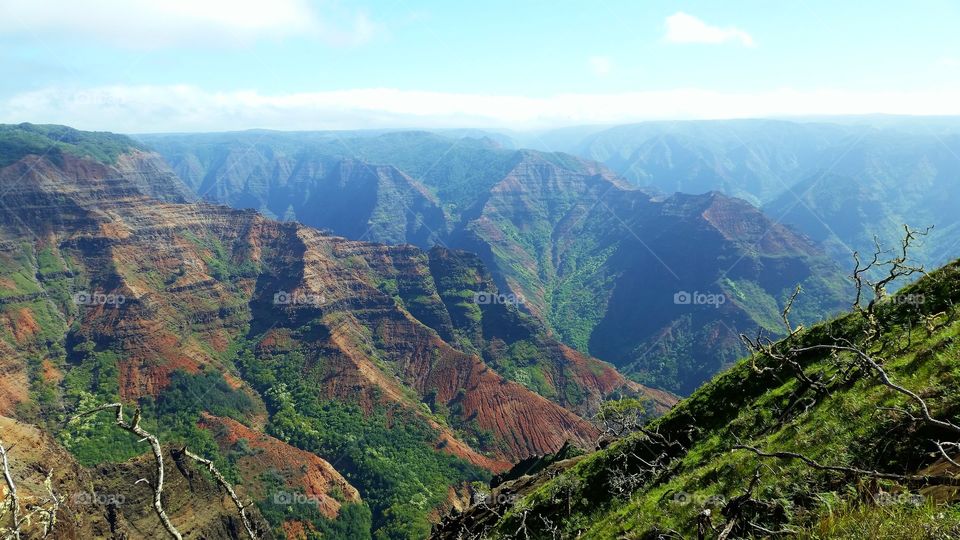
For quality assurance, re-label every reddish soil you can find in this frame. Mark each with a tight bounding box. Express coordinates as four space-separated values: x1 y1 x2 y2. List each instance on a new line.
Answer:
198 414 360 519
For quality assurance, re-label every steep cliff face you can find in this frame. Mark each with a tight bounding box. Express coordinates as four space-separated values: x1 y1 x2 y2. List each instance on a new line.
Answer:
142 131 849 395
0 126 662 538
246 228 604 465
0 142 366 537
548 119 960 282
452 154 847 394
424 246 675 416
150 135 447 245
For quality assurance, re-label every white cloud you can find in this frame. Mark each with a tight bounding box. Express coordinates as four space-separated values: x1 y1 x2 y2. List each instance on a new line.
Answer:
588 56 614 77
0 0 377 48
4 84 960 132
664 12 754 47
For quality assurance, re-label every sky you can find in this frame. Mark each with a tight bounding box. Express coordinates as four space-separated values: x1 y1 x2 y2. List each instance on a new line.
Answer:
1 0 960 132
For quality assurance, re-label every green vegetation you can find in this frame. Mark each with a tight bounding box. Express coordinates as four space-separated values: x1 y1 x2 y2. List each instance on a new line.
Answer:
58 353 245 470
234 342 490 539
0 123 142 167
182 231 260 281
256 468 373 540
159 370 254 417
445 257 960 538
547 242 617 351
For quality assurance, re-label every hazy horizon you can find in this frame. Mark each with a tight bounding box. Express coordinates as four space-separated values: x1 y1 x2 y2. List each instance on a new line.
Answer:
2 1 960 132
9 113 960 137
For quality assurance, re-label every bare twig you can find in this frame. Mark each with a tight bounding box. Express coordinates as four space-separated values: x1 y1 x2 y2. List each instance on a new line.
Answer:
936 442 960 468
0 440 21 540
734 445 960 487
73 404 182 540
852 225 931 341
180 448 259 540
791 343 960 435
782 284 804 337
37 469 59 539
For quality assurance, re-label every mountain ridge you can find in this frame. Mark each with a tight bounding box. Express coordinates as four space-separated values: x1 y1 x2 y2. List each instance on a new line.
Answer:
0 126 672 538
140 129 849 394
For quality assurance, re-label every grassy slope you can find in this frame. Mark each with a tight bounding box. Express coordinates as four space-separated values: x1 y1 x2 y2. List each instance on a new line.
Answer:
0 123 142 167
467 259 960 538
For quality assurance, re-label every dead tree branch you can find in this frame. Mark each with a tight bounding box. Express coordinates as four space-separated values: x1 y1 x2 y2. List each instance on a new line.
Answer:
734 445 960 487
781 284 803 337
36 470 58 539
0 440 21 540
73 404 182 540
852 225 931 341
715 469 762 540
791 342 960 436
179 448 259 540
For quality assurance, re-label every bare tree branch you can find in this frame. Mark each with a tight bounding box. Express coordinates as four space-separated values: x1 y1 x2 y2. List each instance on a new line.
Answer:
781 284 804 337
790 342 960 435
715 469 762 540
936 442 960 469
0 440 21 540
73 403 182 540
179 448 259 540
36 469 59 539
852 225 931 343
733 445 960 487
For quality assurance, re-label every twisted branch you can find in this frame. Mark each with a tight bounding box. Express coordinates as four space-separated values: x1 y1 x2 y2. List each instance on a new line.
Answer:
734 445 960 487
791 342 960 435
73 403 182 540
0 440 21 540
179 448 259 540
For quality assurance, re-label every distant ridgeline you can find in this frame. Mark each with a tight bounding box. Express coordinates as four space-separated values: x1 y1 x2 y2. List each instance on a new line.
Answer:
141 128 854 394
